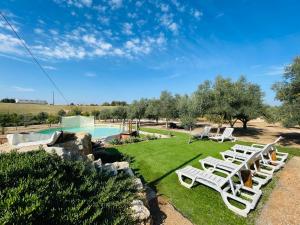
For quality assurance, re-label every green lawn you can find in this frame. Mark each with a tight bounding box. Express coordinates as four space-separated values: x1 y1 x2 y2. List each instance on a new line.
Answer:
110 128 300 225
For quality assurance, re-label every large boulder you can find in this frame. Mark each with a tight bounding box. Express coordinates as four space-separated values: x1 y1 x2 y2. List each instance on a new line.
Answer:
54 132 92 156
131 200 150 222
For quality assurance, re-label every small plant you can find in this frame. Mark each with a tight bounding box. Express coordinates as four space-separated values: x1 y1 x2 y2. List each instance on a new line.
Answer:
145 134 158 140
109 138 123 145
130 137 142 143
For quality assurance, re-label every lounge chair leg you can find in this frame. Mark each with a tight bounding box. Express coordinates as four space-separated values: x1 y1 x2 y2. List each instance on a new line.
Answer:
177 173 195 189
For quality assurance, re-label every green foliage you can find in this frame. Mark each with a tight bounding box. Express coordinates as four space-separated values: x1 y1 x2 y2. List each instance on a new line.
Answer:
263 105 281 124
47 115 60 126
112 106 128 121
57 109 66 117
0 151 137 225
35 111 49 123
99 108 112 121
91 110 100 119
177 95 198 130
0 98 16 103
68 107 82 116
145 99 160 123
272 56 300 127
144 134 158 141
109 138 123 145
159 91 177 127
128 99 148 123
194 76 264 129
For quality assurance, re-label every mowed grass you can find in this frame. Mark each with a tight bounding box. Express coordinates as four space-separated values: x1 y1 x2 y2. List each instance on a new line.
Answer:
0 103 113 114
112 128 300 225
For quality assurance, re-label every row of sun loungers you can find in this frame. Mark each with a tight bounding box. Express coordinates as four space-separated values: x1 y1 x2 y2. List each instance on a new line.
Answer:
176 136 288 217
195 126 237 142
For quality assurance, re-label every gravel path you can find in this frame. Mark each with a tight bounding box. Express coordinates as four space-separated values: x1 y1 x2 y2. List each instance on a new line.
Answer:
256 157 300 225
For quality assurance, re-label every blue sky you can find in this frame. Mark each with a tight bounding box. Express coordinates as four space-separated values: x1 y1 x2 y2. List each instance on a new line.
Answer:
0 0 300 105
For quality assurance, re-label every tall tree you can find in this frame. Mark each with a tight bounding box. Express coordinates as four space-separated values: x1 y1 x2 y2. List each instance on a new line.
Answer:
177 94 198 143
273 56 300 127
159 91 177 128
128 99 147 126
145 99 160 124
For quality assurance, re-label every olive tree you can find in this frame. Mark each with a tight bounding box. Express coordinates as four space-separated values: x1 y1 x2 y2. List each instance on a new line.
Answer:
159 91 177 128
272 56 300 127
145 99 160 124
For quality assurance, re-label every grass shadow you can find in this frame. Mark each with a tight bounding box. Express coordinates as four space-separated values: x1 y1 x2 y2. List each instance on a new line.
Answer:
149 153 202 187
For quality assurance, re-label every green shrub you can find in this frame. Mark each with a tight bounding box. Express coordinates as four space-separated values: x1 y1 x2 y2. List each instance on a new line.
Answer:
144 135 158 141
109 138 123 145
0 150 137 225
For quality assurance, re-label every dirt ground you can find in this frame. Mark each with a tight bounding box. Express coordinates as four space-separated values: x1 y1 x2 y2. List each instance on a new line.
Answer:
147 118 300 148
256 157 300 225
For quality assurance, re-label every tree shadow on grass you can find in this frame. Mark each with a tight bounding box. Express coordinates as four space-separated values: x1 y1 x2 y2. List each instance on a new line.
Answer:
277 132 300 146
230 127 264 140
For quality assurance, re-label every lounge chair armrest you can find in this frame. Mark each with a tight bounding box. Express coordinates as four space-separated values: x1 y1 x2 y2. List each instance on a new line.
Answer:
251 144 264 148
210 167 230 176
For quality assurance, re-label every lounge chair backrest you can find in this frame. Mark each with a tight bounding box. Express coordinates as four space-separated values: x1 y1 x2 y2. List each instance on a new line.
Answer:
203 126 211 135
222 127 234 138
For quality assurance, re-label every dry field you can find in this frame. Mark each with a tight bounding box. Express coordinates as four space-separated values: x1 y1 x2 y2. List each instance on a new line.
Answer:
0 103 113 114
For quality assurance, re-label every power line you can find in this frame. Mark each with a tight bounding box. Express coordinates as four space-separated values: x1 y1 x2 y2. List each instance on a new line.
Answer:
0 11 69 105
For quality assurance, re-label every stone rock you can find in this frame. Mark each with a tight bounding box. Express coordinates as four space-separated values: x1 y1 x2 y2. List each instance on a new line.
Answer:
53 132 92 157
74 132 92 155
112 161 129 170
44 146 78 160
102 163 118 176
131 200 150 221
93 158 102 169
134 178 143 191
87 154 95 161
125 168 135 177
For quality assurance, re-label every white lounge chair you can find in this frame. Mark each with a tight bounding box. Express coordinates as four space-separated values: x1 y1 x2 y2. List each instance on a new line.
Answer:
176 165 261 217
194 126 212 139
229 137 288 170
7 131 61 148
200 156 272 190
209 127 236 143
220 149 276 175
221 144 284 174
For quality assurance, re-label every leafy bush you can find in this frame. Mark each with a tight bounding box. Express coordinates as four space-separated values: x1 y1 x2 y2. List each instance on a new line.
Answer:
0 150 137 225
144 135 158 141
109 138 123 145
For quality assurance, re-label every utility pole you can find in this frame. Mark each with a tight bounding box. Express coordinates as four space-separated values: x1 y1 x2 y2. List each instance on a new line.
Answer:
52 91 55 105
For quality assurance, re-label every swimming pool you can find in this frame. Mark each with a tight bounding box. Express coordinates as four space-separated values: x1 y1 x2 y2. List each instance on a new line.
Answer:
39 126 122 139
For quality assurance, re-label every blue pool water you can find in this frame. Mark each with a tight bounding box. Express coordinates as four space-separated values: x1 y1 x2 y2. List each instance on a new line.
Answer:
39 126 121 138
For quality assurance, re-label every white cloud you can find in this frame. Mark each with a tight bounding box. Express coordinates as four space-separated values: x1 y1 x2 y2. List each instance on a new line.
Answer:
265 65 285 76
0 33 23 55
109 0 122 9
160 14 179 34
193 10 203 19
55 0 93 8
84 72 96 77
43 65 57 70
169 22 178 34
34 28 44 34
135 1 143 7
160 4 169 12
82 34 97 45
12 86 35 92
0 20 19 32
215 13 224 18
122 23 133 35
0 53 31 64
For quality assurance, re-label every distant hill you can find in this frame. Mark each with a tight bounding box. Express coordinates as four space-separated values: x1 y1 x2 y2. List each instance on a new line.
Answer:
0 103 114 115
